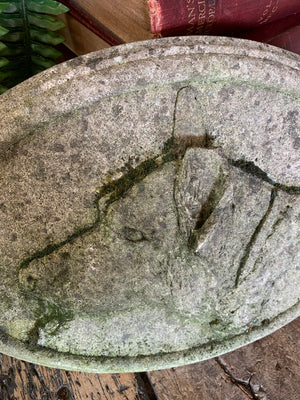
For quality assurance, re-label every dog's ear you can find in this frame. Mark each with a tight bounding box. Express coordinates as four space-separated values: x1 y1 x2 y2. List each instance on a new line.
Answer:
173 86 206 140
174 147 229 248
172 86 229 248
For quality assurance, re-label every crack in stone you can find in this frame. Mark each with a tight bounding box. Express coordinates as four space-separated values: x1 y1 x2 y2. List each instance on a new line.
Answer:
235 189 278 288
216 356 267 400
228 159 300 194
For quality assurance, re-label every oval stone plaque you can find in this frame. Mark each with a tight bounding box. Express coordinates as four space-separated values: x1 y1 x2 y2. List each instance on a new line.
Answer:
0 37 299 372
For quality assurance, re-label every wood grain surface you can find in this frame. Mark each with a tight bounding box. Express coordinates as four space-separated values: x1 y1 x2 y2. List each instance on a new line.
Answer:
0 317 299 399
149 317 300 400
58 13 111 55
57 0 151 55
75 0 152 43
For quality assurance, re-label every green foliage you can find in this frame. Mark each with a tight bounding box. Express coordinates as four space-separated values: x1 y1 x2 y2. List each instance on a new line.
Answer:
0 0 68 92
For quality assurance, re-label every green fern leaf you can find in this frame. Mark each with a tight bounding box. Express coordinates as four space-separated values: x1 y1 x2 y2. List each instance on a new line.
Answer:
31 42 62 59
0 0 69 89
26 0 68 15
2 26 66 45
27 12 66 31
2 0 67 14
0 56 8 67
0 24 8 35
0 40 6 51
30 28 66 46
0 2 9 12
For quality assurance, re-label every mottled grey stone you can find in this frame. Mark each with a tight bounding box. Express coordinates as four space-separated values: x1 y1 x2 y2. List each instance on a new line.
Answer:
0 37 299 372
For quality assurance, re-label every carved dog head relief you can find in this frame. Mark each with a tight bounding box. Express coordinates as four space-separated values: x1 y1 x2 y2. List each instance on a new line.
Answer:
0 38 299 372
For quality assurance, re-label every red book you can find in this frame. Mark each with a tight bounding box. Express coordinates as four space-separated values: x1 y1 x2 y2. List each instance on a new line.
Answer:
148 0 300 37
239 13 300 54
267 25 300 54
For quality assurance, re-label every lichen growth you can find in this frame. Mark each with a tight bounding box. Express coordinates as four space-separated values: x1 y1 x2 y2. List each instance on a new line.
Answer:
26 299 74 347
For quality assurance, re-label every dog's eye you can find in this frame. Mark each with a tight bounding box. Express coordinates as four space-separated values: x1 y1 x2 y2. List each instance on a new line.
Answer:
123 226 147 242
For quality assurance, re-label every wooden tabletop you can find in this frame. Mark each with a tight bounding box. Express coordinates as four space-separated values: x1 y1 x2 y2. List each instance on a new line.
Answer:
0 317 299 399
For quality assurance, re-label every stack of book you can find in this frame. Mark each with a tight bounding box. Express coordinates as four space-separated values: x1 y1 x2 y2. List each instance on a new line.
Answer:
57 0 300 56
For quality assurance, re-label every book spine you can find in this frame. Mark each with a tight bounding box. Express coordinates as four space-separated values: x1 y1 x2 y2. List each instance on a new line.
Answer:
239 13 300 55
240 13 299 42
267 25 300 54
147 0 300 37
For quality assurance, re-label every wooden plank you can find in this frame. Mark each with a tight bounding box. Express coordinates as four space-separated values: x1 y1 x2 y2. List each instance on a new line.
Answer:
148 362 249 400
149 317 300 400
0 356 149 400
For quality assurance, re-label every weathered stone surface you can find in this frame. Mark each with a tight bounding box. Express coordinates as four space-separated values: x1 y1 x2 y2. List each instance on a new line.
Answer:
0 37 299 372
